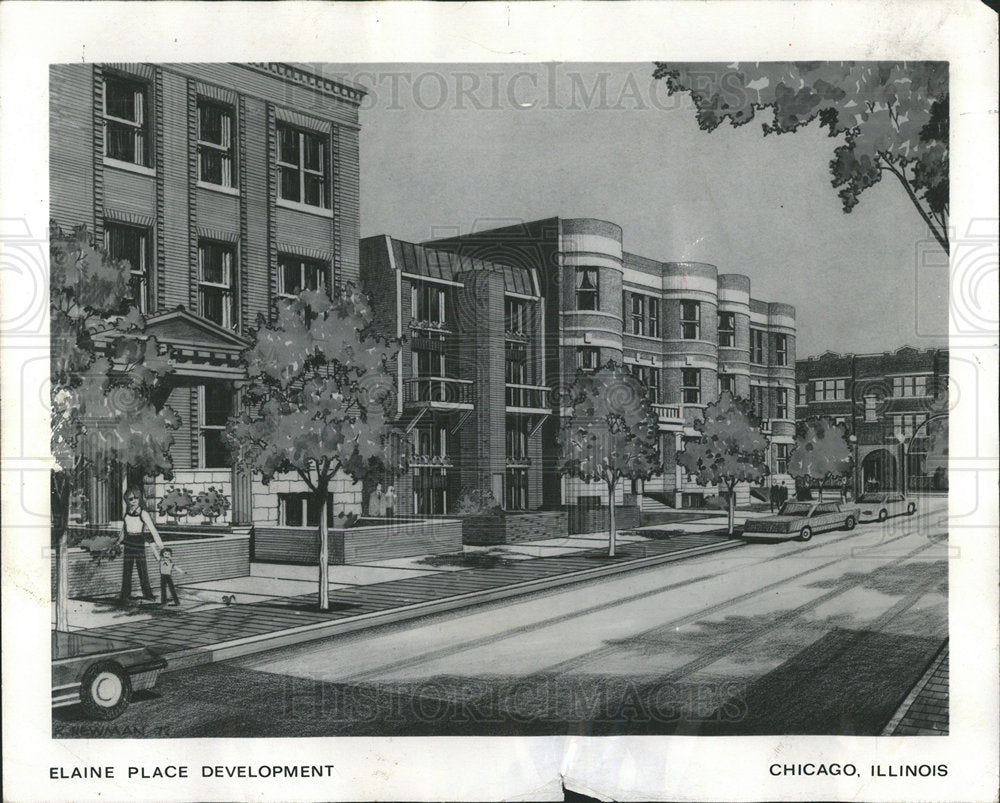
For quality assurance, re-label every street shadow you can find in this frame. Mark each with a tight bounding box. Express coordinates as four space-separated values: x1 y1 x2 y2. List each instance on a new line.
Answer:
806 559 948 596
417 551 517 570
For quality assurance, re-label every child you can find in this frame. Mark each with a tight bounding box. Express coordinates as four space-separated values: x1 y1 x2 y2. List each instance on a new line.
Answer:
158 547 185 606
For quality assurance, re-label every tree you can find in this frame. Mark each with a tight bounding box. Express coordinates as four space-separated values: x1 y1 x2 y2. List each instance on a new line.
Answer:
923 415 948 491
676 392 769 535
558 363 660 557
652 62 950 252
50 223 179 629
787 418 852 501
227 286 407 611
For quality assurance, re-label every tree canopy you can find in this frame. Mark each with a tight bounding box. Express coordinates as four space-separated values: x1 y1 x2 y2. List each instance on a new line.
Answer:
227 286 408 609
676 392 769 534
787 417 852 491
652 62 950 252
559 363 660 556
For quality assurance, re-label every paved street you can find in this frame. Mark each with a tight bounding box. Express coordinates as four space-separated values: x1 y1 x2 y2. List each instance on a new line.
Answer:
53 498 948 738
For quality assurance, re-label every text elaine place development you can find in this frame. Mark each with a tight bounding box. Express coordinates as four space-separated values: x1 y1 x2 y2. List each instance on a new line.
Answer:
49 765 337 780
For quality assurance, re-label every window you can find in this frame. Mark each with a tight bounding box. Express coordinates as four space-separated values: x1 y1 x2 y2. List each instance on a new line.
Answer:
279 492 334 527
198 100 236 187
505 468 528 511
750 329 766 364
631 294 645 335
812 378 847 401
278 254 328 299
103 75 150 167
105 222 151 312
505 344 527 385
775 443 791 474
681 368 701 404
775 334 788 366
413 468 447 515
719 374 736 396
798 382 808 406
718 312 735 348
681 301 700 340
578 346 599 372
277 124 328 208
775 388 789 419
506 417 529 461
648 298 660 338
576 268 599 311
893 413 928 438
413 345 445 379
416 422 448 460
893 375 929 397
505 297 528 335
749 385 765 419
198 241 234 328
413 282 446 325
864 395 877 422
630 365 659 404
199 384 233 468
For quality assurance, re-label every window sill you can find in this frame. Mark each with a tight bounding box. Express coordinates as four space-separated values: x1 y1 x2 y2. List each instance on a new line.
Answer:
276 199 333 219
104 158 155 177
197 181 240 197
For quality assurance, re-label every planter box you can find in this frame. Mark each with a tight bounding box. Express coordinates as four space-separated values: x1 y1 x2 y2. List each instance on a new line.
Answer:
254 518 463 565
567 505 639 535
52 529 251 599
461 511 568 545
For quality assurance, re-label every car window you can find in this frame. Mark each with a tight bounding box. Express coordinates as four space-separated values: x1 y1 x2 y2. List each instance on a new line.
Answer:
815 503 839 513
890 494 904 503
858 493 884 503
779 503 813 516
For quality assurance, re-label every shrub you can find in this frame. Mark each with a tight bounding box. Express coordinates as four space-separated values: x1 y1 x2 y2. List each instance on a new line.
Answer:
453 487 503 516
157 486 194 520
190 486 231 523
78 534 121 564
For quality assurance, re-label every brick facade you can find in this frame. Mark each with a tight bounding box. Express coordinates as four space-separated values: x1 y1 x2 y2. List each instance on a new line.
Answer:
50 62 366 526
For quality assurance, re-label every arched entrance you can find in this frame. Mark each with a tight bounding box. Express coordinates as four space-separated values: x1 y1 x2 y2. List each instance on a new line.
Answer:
861 449 898 492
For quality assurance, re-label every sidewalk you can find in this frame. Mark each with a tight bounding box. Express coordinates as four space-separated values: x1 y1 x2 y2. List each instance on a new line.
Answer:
882 642 949 735
60 520 748 670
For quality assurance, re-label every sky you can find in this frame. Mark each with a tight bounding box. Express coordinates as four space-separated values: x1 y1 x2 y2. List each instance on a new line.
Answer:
322 63 949 358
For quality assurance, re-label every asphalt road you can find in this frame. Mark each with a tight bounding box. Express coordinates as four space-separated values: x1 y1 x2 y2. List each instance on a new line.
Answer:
54 497 949 738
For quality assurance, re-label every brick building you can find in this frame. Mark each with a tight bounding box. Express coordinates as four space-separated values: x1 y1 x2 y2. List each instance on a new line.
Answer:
50 62 367 527
795 346 949 493
363 218 797 515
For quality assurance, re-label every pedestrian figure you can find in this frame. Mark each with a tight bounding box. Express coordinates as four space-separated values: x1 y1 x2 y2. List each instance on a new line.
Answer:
384 485 396 518
768 482 780 513
115 486 165 606
369 483 385 517
779 481 789 508
158 547 185 606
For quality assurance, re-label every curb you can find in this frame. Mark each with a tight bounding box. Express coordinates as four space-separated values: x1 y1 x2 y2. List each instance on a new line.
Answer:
164 537 745 670
880 638 949 735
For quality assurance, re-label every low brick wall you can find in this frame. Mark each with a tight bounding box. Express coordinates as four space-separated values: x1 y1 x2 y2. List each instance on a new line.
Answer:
461 511 568 546
254 518 463 565
52 532 251 599
568 504 640 535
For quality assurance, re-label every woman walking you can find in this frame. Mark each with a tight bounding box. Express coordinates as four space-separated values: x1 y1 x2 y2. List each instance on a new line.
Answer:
115 486 166 606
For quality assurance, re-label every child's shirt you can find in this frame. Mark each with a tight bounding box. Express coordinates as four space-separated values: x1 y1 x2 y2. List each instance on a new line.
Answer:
159 555 177 576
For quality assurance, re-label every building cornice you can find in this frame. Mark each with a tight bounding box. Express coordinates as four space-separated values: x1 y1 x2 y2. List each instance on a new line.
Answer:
244 63 367 104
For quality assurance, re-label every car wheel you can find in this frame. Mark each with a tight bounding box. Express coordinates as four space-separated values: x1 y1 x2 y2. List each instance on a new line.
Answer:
798 526 813 542
907 503 916 515
844 516 856 531
878 509 888 522
79 661 131 721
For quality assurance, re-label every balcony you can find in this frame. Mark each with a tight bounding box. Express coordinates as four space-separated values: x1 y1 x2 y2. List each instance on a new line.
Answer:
505 384 551 413
504 328 531 343
651 403 706 429
408 318 453 335
409 454 455 468
403 377 474 410
505 455 532 467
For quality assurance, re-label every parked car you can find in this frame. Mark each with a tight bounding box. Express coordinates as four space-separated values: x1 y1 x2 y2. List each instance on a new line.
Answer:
856 492 917 522
52 630 167 720
742 501 859 542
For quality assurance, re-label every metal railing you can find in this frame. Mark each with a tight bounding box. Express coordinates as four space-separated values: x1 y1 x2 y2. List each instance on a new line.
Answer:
505 384 551 410
403 376 474 406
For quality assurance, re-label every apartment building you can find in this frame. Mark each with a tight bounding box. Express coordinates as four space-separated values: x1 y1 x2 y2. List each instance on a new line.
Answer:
796 347 949 493
363 217 796 514
50 62 366 527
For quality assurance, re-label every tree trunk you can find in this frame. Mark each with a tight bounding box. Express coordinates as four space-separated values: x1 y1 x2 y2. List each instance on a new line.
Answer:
317 489 330 611
818 483 824 502
727 481 736 536
52 473 71 631
607 480 617 557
